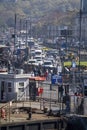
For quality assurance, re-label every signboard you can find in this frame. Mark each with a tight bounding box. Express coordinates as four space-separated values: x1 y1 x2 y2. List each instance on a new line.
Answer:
51 75 62 84
57 65 62 75
84 79 87 86
72 61 76 68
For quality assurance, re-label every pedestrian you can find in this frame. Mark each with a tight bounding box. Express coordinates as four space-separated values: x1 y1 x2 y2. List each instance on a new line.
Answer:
63 92 70 113
58 85 64 102
48 71 52 81
44 69 48 80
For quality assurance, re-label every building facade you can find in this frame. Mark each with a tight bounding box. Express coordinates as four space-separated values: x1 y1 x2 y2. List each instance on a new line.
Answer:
0 73 30 102
82 0 87 13
73 0 87 43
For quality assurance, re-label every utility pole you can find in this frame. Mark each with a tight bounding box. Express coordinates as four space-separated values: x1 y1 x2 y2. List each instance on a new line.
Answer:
78 0 82 72
19 19 22 48
14 13 17 50
25 20 28 47
72 61 76 113
29 17 32 38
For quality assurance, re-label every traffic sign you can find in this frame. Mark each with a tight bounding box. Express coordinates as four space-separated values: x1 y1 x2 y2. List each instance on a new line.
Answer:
72 61 76 68
51 75 62 84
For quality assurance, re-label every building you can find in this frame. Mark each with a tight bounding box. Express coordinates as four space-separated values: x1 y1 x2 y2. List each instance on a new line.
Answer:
82 0 87 13
0 72 30 102
73 0 87 43
0 70 46 102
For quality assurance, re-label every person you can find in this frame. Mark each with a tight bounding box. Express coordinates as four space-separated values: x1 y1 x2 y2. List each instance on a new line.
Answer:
63 92 70 113
44 69 48 80
58 85 64 102
48 71 52 81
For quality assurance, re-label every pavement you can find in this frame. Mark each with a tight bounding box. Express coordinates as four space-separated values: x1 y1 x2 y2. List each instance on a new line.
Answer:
0 101 61 124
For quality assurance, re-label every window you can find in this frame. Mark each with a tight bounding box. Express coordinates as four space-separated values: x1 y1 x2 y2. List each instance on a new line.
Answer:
8 82 12 93
18 88 24 93
1 81 5 100
19 82 24 87
18 82 24 93
1 81 5 91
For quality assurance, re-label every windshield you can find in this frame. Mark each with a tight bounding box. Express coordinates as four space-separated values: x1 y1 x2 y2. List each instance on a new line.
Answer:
29 61 36 63
44 61 52 65
37 59 42 62
35 52 41 55
35 57 41 59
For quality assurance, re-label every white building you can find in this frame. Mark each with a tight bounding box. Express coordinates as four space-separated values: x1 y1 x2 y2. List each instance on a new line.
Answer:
0 72 30 102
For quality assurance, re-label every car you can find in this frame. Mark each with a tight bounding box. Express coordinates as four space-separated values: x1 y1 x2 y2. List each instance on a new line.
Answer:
42 60 54 68
34 55 43 65
28 59 39 66
30 48 35 57
37 59 43 65
35 49 42 56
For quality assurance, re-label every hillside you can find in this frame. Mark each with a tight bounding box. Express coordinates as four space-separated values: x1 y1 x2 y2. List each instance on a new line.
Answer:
0 0 80 29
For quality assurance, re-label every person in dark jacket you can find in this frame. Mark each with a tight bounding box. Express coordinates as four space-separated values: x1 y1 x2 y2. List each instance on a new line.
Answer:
63 92 70 113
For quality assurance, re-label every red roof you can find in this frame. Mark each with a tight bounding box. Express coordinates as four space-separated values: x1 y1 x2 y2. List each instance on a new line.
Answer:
29 76 46 81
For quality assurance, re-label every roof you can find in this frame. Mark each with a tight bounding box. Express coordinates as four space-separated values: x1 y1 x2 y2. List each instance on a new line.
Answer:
29 76 46 81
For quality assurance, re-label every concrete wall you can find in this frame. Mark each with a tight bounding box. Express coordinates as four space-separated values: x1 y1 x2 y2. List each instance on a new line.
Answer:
0 119 65 130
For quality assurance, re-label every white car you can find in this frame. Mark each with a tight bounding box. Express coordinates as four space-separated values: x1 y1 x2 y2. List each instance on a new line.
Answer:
34 56 43 65
28 59 39 66
37 59 43 65
42 60 54 68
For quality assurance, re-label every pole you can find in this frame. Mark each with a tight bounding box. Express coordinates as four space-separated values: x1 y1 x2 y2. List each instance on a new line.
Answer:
26 20 28 47
19 19 22 48
65 29 68 53
9 102 11 122
78 0 82 72
28 17 32 38
49 84 52 111
14 13 17 49
26 20 29 61
73 69 76 114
